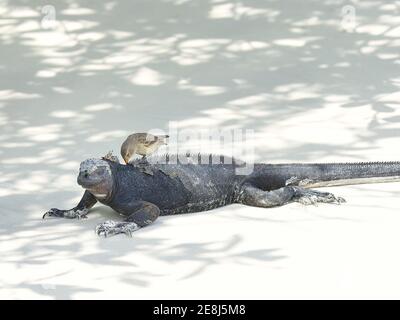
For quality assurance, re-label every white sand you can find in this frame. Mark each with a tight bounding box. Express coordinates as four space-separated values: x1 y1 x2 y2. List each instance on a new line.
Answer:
1 0 400 299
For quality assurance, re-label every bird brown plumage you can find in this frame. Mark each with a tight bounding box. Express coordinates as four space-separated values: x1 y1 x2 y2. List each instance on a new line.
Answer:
120 133 169 164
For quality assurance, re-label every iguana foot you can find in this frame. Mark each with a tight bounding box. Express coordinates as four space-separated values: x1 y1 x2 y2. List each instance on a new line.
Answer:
42 208 89 219
293 188 346 206
95 220 140 238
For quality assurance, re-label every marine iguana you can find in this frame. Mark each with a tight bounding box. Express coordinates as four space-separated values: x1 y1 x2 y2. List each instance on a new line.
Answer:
42 154 400 237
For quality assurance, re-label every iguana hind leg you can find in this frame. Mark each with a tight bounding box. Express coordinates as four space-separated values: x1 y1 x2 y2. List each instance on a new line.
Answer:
95 201 160 237
239 184 345 208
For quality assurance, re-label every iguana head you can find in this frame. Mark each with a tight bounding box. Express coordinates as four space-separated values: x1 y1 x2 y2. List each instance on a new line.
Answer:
77 159 113 199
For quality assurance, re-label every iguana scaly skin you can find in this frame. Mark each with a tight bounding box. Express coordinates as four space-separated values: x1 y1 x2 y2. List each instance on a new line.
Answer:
43 154 400 237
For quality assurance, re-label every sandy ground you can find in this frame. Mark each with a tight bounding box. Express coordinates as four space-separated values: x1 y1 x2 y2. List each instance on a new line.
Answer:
1 0 400 299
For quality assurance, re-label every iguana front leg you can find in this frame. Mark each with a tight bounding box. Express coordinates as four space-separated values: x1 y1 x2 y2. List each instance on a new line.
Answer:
95 201 160 237
239 184 345 208
43 190 97 219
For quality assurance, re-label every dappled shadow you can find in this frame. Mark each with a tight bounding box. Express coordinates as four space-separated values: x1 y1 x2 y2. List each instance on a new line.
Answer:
1 206 286 298
1 0 400 298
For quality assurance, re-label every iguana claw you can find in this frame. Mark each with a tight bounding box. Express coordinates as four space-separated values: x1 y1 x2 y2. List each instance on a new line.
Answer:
42 208 64 219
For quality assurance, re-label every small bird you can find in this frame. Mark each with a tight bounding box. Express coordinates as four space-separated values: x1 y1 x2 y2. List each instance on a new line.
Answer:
121 132 169 164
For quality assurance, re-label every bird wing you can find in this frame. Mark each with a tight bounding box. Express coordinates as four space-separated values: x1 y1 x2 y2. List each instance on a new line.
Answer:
143 139 159 147
131 133 168 146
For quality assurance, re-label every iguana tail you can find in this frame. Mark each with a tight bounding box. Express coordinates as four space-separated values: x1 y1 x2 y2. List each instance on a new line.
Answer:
254 162 400 189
